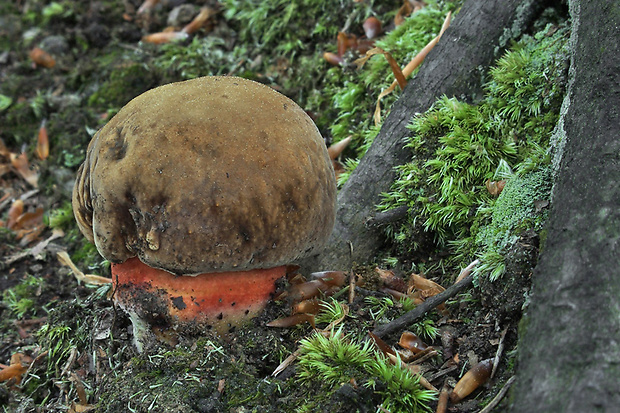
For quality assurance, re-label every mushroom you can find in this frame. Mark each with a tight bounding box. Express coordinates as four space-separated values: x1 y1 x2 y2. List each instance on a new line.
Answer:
72 76 336 349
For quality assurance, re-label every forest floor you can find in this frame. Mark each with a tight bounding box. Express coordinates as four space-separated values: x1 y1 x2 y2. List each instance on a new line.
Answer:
0 1 561 412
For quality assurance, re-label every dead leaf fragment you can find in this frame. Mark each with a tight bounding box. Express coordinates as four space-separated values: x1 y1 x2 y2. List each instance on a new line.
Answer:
142 31 189 44
398 331 428 354
6 199 24 229
29 47 56 68
327 137 352 160
10 152 38 187
486 179 506 196
363 16 382 39
0 353 31 385
36 120 49 160
323 52 344 66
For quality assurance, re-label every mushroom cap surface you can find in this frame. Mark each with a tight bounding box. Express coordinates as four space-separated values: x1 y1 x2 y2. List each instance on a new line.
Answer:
73 76 336 275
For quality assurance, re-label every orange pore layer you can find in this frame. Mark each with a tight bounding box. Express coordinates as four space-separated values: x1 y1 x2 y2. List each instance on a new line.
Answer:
112 257 285 330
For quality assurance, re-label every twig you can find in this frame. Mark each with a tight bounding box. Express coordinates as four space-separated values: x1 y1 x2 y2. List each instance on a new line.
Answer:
436 380 451 413
372 260 479 338
491 327 508 379
476 376 516 413
426 364 458 383
348 269 356 304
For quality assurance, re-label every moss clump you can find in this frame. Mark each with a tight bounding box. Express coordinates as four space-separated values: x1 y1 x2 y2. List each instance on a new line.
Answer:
327 1 462 166
379 23 570 275
297 328 436 412
2 275 45 319
222 0 364 57
151 36 249 81
87 60 160 110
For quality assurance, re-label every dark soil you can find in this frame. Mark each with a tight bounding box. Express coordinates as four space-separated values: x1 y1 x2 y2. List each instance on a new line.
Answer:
0 1 544 412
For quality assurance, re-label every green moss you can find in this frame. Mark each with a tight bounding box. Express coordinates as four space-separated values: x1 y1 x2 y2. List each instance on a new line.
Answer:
327 1 461 163
297 327 436 412
87 60 159 110
2 275 45 318
222 0 368 57
152 36 250 81
378 23 570 273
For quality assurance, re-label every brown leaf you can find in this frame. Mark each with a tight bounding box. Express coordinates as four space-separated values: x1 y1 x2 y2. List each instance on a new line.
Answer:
310 271 347 287
293 298 320 315
323 52 344 66
398 331 428 354
374 11 451 125
451 359 493 403
409 273 445 297
12 207 44 231
0 353 30 385
36 120 49 160
337 32 358 56
363 16 382 39
395 0 426 26
6 199 24 229
10 152 38 187
368 331 396 356
29 47 55 68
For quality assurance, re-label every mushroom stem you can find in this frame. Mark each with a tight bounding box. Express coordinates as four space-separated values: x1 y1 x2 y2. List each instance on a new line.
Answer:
112 257 286 341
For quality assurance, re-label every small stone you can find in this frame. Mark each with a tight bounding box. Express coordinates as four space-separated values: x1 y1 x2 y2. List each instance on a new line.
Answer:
40 35 69 55
167 4 199 28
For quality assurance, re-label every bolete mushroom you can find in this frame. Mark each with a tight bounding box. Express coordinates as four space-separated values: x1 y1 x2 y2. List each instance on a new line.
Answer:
72 76 336 349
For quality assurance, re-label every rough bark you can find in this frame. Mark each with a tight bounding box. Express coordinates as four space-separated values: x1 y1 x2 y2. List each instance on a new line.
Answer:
510 1 620 411
299 0 542 272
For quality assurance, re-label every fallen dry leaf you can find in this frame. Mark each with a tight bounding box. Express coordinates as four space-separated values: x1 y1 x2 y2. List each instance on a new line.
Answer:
142 31 189 44
6 199 24 229
0 353 31 385
10 152 39 187
36 120 49 160
29 47 55 68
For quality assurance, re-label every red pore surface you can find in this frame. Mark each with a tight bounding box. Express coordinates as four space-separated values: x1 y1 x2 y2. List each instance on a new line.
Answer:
112 257 285 334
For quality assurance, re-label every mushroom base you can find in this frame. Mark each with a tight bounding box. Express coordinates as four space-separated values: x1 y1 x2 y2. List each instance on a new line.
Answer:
112 257 285 348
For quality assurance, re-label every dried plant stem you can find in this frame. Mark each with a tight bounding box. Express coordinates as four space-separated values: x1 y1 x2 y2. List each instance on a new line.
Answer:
491 327 508 379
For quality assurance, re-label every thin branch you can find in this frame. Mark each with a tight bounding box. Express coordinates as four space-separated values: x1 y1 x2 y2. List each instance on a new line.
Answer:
372 260 479 338
476 376 516 413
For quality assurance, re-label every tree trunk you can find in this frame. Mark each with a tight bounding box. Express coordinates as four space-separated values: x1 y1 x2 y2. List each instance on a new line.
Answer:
299 0 543 272
509 1 620 410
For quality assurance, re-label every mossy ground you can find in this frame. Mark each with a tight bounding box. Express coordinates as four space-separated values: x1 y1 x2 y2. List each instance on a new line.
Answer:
1 0 571 411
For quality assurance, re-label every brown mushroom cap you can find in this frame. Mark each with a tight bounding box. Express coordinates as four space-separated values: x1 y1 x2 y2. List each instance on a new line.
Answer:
73 76 336 275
